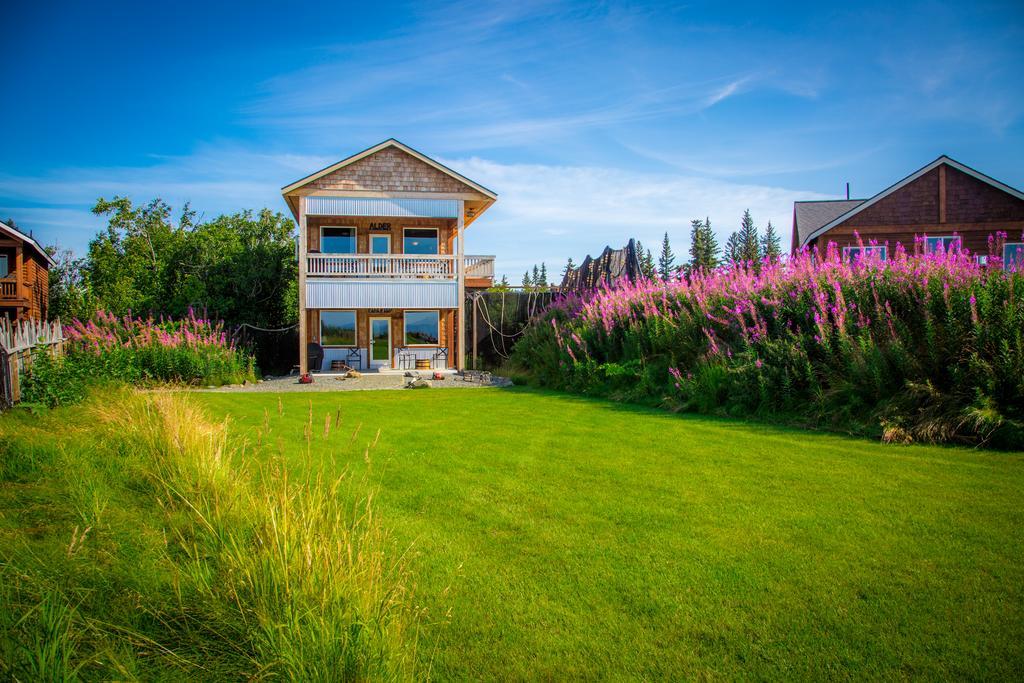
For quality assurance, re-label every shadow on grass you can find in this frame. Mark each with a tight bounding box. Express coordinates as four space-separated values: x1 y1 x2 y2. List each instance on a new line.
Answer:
494 384 1024 457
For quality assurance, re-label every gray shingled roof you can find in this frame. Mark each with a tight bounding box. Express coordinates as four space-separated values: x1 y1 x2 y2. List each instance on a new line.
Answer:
794 200 864 247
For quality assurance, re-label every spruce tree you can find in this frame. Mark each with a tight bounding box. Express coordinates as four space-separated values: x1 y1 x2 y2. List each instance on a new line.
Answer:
636 240 656 279
561 256 575 281
521 271 532 290
738 209 760 263
643 248 656 278
688 218 721 272
658 232 676 281
538 262 548 288
725 232 743 264
531 264 540 287
760 220 782 262
497 274 510 290
701 217 720 269
688 219 705 273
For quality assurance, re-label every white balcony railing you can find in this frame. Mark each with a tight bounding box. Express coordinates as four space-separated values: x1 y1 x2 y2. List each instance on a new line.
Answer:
307 253 494 280
465 255 496 279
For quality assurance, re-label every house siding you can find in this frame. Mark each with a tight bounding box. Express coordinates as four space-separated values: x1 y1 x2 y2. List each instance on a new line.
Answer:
311 147 474 194
306 279 459 309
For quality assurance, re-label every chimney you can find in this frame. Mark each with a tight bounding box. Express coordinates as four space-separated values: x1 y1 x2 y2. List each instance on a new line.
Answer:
846 182 850 200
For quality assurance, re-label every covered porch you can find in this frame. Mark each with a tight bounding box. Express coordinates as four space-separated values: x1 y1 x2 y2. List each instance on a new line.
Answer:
306 307 458 373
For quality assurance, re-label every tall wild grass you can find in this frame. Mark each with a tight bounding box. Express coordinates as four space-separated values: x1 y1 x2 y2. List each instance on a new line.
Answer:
0 389 421 680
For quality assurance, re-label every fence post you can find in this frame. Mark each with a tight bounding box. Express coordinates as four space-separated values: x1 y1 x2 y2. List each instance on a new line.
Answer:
9 352 19 403
0 317 64 409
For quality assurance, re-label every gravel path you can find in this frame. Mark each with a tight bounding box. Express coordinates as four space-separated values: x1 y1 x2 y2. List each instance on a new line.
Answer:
195 372 511 393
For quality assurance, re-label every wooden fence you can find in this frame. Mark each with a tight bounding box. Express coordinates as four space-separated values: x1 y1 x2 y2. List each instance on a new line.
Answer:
0 317 64 409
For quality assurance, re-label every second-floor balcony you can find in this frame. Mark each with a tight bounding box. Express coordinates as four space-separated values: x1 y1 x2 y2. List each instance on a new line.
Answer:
307 253 495 281
0 275 17 299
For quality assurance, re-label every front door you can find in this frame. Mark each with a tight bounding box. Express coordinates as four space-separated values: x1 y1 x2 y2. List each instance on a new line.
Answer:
370 235 390 275
369 317 391 368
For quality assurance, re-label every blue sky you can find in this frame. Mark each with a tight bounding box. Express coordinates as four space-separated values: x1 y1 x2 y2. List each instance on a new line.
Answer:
2 0 1023 278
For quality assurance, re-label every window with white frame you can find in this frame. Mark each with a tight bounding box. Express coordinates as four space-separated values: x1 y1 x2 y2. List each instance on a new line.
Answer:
320 310 357 346
925 235 961 254
842 245 887 262
320 226 356 253
1004 243 1024 270
0 255 7 278
404 310 440 345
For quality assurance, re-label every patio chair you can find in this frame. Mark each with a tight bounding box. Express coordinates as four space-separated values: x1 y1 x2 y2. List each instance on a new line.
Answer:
394 347 415 370
307 342 324 372
431 347 449 369
345 347 362 370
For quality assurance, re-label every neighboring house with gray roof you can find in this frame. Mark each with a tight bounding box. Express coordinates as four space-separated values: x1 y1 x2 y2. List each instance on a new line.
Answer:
791 156 1024 268
791 199 864 253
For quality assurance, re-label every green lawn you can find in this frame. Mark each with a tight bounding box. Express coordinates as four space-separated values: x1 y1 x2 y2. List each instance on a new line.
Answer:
195 387 1024 680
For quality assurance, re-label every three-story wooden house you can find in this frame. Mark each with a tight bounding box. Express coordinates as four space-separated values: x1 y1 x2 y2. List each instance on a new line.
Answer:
282 139 496 374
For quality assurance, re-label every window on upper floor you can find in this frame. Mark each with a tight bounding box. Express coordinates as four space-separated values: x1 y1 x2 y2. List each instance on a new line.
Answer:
842 245 887 262
0 255 7 278
320 310 357 346
320 227 356 254
403 228 438 255
925 235 961 254
1004 243 1024 271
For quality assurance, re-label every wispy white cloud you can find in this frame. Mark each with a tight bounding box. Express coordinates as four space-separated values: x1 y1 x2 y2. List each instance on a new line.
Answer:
620 141 889 180
441 156 831 276
0 145 328 249
703 77 750 108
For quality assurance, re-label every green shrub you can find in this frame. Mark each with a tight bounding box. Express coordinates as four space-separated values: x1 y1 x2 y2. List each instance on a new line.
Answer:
512 245 1024 448
22 311 257 407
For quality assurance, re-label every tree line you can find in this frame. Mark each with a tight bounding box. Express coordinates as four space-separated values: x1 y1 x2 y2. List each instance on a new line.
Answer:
552 208 783 285
46 197 298 328
637 209 781 280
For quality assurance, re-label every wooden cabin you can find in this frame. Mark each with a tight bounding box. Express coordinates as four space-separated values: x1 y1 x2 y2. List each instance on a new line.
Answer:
792 156 1024 267
282 139 497 374
0 220 53 322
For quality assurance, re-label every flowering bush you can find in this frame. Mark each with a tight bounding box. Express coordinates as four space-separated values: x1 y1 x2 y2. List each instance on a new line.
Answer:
24 310 255 406
513 238 1024 448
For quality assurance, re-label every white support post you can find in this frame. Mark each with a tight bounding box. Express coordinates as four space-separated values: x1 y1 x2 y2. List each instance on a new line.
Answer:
297 196 308 374
456 201 466 371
